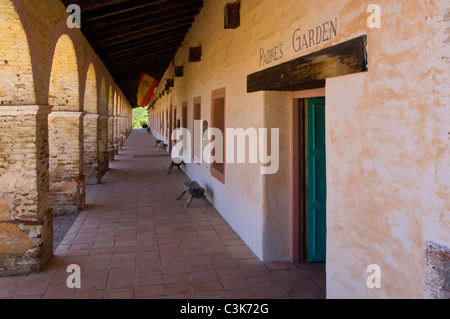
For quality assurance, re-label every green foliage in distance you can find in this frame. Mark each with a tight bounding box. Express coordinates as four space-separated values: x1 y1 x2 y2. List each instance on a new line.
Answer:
133 107 148 128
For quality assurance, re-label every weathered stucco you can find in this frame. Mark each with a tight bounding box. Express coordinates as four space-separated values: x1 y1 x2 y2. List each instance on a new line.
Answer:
149 0 449 299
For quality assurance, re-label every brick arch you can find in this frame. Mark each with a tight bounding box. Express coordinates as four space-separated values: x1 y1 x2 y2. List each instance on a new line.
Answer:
48 34 79 111
98 78 109 176
83 63 98 114
99 78 108 116
114 91 118 116
46 23 85 215
0 0 38 105
46 19 83 112
108 86 114 116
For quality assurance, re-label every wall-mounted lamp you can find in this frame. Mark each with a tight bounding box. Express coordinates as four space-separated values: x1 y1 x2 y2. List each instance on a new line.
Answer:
225 2 241 29
189 46 202 62
175 66 184 77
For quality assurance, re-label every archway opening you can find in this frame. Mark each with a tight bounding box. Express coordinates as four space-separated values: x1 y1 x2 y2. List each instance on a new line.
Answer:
48 34 85 215
83 63 100 184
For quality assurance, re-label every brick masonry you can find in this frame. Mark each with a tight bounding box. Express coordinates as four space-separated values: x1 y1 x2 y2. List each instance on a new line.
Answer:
48 112 85 216
0 0 133 276
98 116 109 177
0 106 53 276
108 117 115 161
424 242 450 299
83 113 100 185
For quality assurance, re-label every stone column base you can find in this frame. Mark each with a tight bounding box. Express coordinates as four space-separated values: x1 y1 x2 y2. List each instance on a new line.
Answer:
48 111 86 216
84 113 100 185
0 105 53 276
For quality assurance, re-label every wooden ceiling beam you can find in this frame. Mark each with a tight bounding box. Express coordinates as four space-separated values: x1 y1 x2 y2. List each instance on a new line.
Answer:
106 56 175 73
59 0 204 105
91 19 195 49
61 0 131 13
86 10 199 41
100 41 183 60
97 35 186 57
95 26 189 53
83 1 203 32
81 0 170 23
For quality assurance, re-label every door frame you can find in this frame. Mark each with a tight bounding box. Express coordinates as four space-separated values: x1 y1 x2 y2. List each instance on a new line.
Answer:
291 88 325 262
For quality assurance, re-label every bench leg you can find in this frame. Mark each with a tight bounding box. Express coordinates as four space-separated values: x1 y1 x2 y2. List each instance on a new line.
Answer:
185 195 194 208
177 190 187 200
168 163 174 174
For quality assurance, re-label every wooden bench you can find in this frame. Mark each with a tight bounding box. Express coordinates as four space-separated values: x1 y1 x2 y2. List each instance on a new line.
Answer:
176 181 205 207
159 143 168 152
154 139 162 148
168 158 185 174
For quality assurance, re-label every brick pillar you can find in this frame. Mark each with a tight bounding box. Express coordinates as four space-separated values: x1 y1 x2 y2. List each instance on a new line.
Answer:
107 116 114 161
119 116 124 148
83 113 100 185
48 111 86 216
113 116 119 155
98 115 109 177
0 105 53 276
126 115 131 136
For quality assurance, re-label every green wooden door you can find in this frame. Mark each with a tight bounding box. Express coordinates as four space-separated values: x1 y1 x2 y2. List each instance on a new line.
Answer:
307 98 327 262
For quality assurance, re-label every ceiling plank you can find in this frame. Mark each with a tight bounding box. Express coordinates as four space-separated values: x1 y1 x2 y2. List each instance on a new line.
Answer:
86 10 200 42
60 0 204 105
88 17 196 45
82 1 203 32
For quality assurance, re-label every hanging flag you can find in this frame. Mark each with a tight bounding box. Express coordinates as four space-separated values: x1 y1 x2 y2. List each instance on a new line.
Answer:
136 72 158 107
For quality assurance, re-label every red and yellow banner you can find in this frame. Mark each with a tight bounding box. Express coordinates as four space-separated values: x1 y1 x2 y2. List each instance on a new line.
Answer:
137 72 158 107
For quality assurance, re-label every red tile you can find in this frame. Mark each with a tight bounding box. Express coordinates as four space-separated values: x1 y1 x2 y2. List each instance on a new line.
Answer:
221 278 252 290
197 291 228 299
104 288 135 299
74 290 105 299
256 286 290 299
43 292 75 299
108 267 136 278
163 273 191 285
13 294 43 299
216 269 245 280
166 292 197 299
15 282 49 296
248 276 279 288
136 274 163 287
190 271 219 282
164 283 194 296
290 291 320 299
287 279 320 292
227 288 259 299
188 262 214 273
162 264 189 274
135 285 164 298
193 281 224 293
107 277 135 289
161 255 185 265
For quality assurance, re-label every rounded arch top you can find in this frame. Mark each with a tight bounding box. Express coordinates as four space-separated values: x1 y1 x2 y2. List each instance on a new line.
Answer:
48 33 79 111
0 0 37 105
83 63 97 114
99 78 108 116
108 86 114 116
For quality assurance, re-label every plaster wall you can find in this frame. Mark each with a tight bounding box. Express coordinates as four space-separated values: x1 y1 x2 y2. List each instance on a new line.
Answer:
148 0 449 299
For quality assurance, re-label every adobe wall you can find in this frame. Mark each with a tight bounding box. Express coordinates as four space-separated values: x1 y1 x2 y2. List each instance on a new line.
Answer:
149 0 449 298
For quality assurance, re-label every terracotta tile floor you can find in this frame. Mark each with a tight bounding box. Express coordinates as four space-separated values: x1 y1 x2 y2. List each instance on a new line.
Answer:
0 129 326 299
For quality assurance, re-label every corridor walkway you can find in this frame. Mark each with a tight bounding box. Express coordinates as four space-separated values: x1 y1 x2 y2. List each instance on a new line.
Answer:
0 129 325 299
